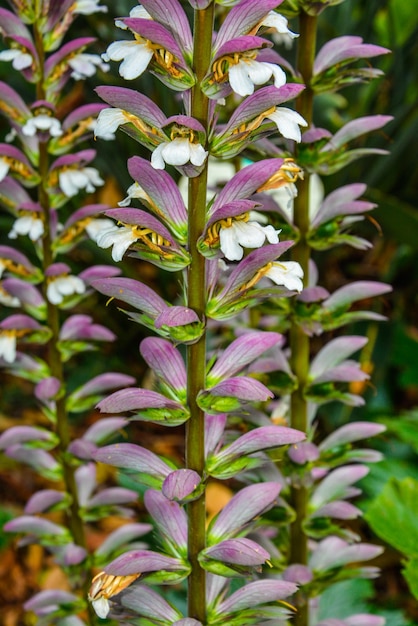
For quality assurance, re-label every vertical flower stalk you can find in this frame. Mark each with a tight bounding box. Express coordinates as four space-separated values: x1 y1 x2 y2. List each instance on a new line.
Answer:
186 5 215 622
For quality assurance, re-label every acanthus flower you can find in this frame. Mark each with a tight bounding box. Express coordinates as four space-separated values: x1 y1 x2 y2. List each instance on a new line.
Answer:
102 12 195 90
45 263 86 305
9 208 44 242
22 113 63 137
206 36 286 98
95 207 191 270
73 0 108 14
150 116 208 176
68 52 109 80
58 166 104 197
0 46 33 70
258 11 299 48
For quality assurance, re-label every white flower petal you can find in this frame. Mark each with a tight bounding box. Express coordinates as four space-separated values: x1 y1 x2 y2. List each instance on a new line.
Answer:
151 144 166 170
0 334 17 363
219 226 245 261
92 597 110 619
228 61 255 96
162 138 191 166
0 159 10 182
109 42 153 80
189 142 208 167
233 221 266 248
247 59 274 86
73 0 107 14
85 218 115 240
94 108 126 138
265 62 287 88
262 12 299 39
265 261 304 292
267 107 308 142
96 226 137 262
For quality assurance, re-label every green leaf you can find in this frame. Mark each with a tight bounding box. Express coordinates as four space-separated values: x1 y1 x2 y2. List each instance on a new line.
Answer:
365 477 418 556
403 556 418 601
381 410 418 454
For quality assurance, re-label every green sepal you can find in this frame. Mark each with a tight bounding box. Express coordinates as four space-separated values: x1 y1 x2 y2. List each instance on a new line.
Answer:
206 455 265 480
198 552 262 578
128 406 191 427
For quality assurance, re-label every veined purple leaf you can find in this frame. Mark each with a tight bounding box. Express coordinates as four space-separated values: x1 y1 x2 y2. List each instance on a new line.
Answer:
0 426 56 449
208 482 281 542
309 336 368 379
96 523 153 557
323 281 392 312
127 156 187 234
59 314 115 342
221 84 305 135
216 579 297 615
69 373 135 402
208 331 282 383
0 177 33 213
24 489 66 514
92 277 168 318
214 0 283 51
309 536 383 572
215 242 294 302
144 489 188 557
314 36 390 75
5 515 67 537
24 590 79 611
205 413 227 458
83 417 129 444
140 337 186 393
122 18 189 69
211 159 285 213
97 387 184 413
96 86 167 128
312 363 369 385
310 500 362 520
120 584 182 622
162 469 202 503
213 425 306 466
310 464 370 509
105 207 178 247
104 549 186 576
5 445 60 477
87 487 137 508
202 537 270 566
288 441 319 465
321 115 393 153
44 37 96 80
94 443 173 480
154 306 201 329
207 376 273 401
141 0 193 55
319 422 386 452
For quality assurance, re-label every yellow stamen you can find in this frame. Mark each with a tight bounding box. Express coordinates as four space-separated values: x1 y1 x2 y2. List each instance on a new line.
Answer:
204 213 250 247
240 261 274 291
212 50 257 83
88 571 141 602
0 259 31 278
257 158 303 192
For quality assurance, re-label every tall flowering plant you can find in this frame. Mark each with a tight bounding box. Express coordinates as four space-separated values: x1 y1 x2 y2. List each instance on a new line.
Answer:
87 0 392 624
0 0 393 625
0 1 143 624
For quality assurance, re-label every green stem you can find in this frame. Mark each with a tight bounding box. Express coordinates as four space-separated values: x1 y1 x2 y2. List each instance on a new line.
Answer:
289 11 318 626
33 21 95 624
186 4 215 623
